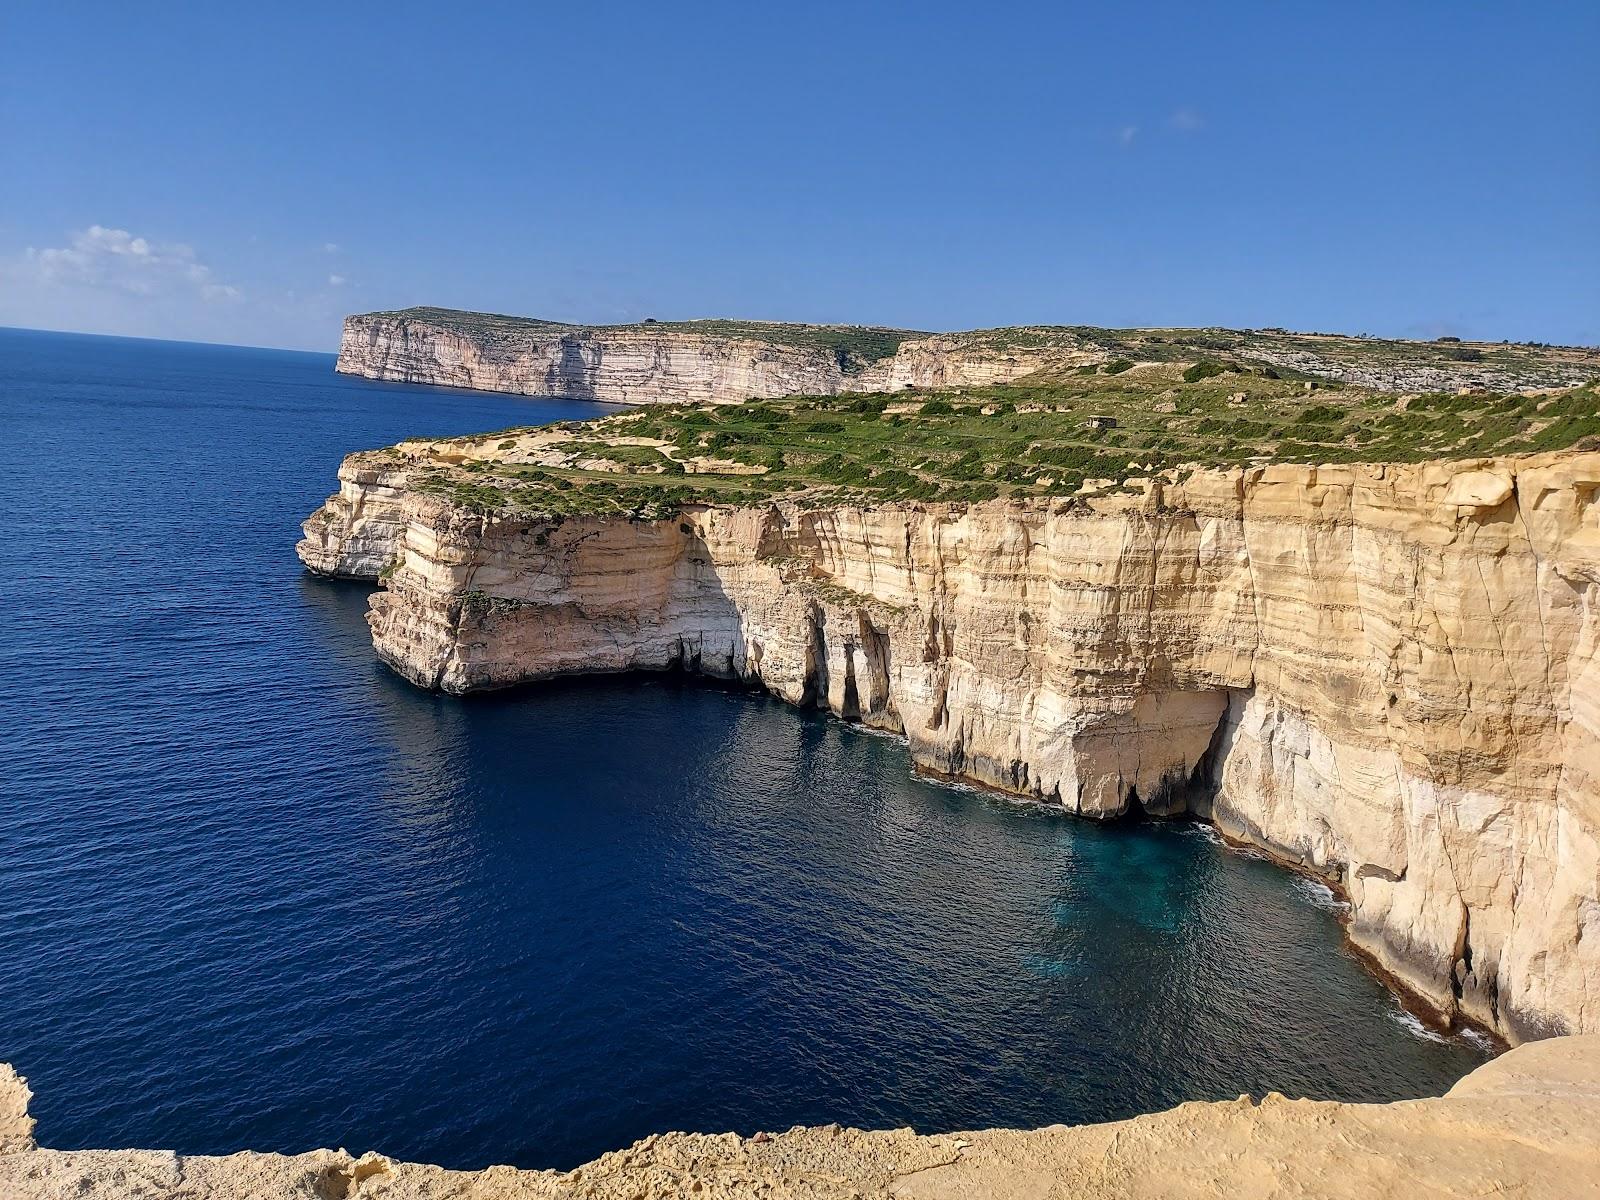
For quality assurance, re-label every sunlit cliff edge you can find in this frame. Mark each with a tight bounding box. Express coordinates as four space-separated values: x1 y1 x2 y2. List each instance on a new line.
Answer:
7 1041 1600 1197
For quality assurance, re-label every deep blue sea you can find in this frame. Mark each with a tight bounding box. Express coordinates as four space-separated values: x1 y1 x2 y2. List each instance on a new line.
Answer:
0 327 1491 1170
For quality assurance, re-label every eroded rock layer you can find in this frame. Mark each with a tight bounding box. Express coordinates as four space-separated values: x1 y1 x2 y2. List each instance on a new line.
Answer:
6 1038 1600 1198
299 452 1600 1043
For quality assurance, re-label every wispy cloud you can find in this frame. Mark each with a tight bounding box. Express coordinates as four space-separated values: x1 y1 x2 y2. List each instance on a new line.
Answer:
1117 124 1139 147
18 225 241 302
322 242 340 254
1168 107 1205 132
328 273 347 287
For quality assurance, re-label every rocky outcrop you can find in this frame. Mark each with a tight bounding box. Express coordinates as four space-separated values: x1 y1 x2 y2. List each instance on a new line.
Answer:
300 450 1600 1044
6 1037 1600 1197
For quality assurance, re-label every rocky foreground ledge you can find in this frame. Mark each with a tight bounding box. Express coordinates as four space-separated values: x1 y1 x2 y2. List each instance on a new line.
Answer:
7 1040 1600 1198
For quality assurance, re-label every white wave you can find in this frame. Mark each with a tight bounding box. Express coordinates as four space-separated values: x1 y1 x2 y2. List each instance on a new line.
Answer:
1176 822 1225 846
1385 1001 1497 1051
1289 875 1349 912
1386 1005 1453 1043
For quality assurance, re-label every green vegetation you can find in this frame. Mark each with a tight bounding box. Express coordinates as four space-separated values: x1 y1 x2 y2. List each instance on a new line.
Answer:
1182 361 1229 383
384 364 1600 520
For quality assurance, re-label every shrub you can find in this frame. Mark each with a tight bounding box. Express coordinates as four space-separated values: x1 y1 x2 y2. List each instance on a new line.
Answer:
1299 404 1343 423
1103 359 1135 375
921 399 955 415
1183 361 1227 383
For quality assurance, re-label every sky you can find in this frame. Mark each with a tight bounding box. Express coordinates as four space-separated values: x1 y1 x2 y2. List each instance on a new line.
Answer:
2 1 1596 351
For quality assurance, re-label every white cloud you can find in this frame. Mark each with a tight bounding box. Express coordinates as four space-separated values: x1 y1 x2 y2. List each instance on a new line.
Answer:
20 224 241 302
1169 108 1205 132
328 274 347 287
1117 125 1139 146
323 242 340 254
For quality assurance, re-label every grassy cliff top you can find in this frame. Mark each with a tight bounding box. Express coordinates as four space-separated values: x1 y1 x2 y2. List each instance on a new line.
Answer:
373 361 1600 520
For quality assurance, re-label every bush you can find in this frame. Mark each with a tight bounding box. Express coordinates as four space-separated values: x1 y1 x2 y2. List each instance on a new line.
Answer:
921 399 954 415
1299 404 1344 423
1183 361 1227 383
1103 359 1135 375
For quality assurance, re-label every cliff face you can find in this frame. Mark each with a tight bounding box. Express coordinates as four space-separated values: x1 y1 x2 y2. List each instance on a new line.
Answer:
300 450 1600 1044
334 311 1082 403
6 1038 1600 1197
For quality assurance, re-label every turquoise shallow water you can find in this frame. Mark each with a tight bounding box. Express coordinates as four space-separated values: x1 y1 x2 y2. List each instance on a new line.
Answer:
0 327 1491 1170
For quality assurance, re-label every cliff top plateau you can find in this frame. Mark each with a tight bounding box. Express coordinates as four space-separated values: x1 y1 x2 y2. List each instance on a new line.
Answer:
7 1038 1600 1198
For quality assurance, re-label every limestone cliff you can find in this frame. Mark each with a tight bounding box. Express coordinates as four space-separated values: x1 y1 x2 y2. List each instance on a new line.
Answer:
5 1037 1600 1197
300 449 1600 1044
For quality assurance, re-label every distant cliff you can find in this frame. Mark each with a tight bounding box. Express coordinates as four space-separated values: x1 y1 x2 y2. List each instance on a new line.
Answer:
335 307 1600 403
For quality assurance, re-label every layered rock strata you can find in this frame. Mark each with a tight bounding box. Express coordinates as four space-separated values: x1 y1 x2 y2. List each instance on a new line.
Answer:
6 1037 1600 1198
300 449 1600 1043
337 312 847 404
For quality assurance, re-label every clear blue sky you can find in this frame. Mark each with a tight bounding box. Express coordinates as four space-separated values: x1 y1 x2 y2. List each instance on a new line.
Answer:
3 1 1596 350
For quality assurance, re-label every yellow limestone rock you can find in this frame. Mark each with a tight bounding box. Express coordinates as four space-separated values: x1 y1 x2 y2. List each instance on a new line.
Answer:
299 449 1600 1044
0 1065 33 1154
